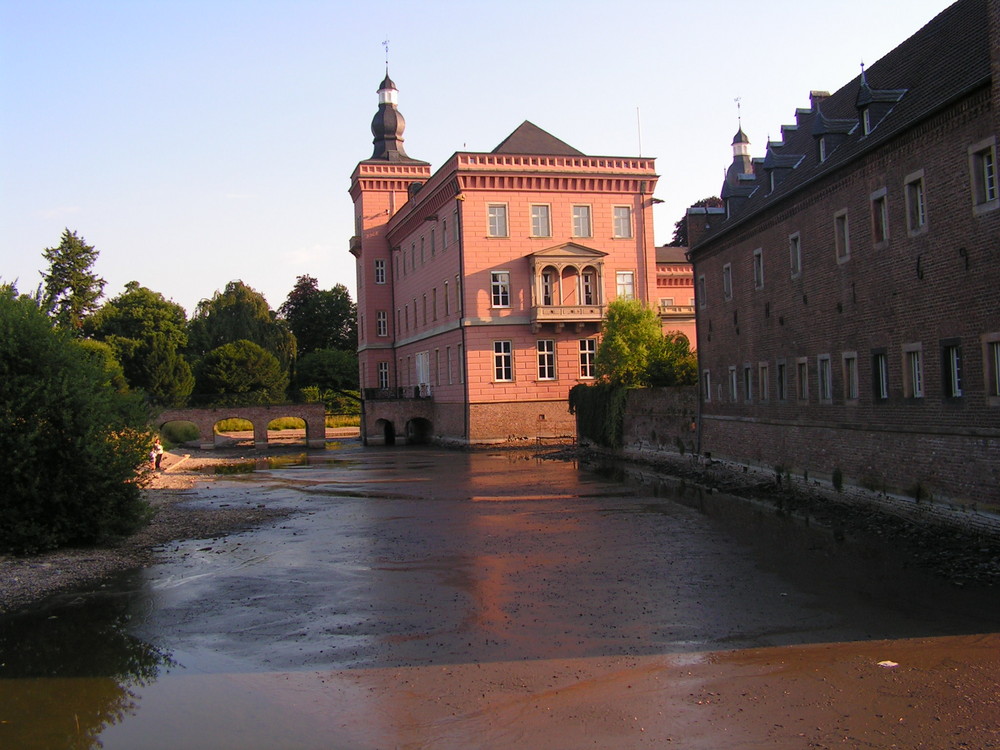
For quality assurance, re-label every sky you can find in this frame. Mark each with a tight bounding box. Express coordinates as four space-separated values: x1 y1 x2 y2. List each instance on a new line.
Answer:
1 0 956 316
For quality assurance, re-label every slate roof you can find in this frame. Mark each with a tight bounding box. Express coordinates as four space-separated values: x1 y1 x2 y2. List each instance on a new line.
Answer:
656 245 691 264
692 0 991 252
492 121 585 156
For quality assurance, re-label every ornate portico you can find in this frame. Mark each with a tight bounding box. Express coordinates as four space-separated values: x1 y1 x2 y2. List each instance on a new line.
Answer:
528 243 607 333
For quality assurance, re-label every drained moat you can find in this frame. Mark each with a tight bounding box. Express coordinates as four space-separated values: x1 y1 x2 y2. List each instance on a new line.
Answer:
3 443 999 749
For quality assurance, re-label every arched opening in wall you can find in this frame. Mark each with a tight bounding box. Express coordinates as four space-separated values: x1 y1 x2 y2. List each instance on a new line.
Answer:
579 265 599 305
561 265 580 305
375 418 396 446
406 417 433 445
267 416 307 447
213 417 255 448
159 420 199 447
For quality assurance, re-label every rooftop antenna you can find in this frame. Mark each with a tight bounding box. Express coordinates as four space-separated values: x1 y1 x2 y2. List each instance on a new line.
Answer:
636 106 643 157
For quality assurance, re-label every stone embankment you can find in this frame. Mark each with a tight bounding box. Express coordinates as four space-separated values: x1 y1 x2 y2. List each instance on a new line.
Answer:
560 441 1000 588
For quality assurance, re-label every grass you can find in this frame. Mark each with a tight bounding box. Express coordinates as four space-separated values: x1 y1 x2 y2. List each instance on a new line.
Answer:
212 415 360 433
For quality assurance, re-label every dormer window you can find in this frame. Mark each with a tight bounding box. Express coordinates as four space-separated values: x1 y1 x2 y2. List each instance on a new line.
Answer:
819 136 828 162
862 108 871 135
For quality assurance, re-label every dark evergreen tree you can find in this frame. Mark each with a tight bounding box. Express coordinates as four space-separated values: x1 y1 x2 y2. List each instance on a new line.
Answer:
669 196 723 247
40 229 106 333
279 275 357 356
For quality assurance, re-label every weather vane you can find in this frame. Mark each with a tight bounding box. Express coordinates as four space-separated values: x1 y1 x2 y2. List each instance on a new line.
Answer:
734 96 742 126
382 37 390 69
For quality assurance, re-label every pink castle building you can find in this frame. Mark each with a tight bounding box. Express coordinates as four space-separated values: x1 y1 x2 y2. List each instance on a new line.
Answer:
350 72 659 444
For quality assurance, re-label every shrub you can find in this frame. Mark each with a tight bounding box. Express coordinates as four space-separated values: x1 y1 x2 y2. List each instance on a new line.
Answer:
0 290 151 553
160 420 199 445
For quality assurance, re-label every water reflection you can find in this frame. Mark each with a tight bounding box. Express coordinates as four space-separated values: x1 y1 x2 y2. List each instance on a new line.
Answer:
0 584 173 750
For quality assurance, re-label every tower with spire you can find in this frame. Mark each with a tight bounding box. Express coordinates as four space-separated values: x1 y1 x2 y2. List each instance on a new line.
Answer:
350 71 430 422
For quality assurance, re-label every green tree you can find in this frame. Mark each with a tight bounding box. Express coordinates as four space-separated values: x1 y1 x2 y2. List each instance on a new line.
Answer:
86 282 194 406
649 332 699 387
40 229 106 332
0 286 151 554
596 299 666 387
76 338 130 393
595 299 699 387
188 281 296 369
279 275 357 356
194 340 289 406
296 348 359 392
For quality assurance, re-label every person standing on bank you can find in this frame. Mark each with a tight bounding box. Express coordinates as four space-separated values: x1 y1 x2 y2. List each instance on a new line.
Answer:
153 439 164 470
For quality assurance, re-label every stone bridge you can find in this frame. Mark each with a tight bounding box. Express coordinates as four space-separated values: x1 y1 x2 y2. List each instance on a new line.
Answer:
155 403 327 450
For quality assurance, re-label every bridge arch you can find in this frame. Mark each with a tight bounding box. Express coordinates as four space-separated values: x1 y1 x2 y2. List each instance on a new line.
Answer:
405 417 433 444
155 403 327 450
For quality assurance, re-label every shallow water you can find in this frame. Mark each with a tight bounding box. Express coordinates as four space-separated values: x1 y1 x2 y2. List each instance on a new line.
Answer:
3 444 998 749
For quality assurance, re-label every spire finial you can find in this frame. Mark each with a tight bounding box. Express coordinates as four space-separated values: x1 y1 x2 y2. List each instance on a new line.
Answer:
860 60 867 85
382 37 390 70
735 96 742 127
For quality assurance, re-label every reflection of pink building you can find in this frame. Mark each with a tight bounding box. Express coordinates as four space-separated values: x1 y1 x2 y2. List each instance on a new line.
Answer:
350 73 659 444
655 246 696 345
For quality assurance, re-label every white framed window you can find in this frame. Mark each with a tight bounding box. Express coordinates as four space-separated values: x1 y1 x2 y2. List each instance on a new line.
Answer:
377 361 389 390
817 355 832 403
442 219 448 248
541 270 555 306
488 204 509 237
904 170 927 234
941 340 963 398
430 229 436 257
613 206 632 238
420 237 425 265
458 343 464 383
702 370 712 403
432 288 438 321
819 136 828 163
834 209 850 262
376 310 387 337
537 340 555 380
969 137 999 213
758 362 769 402
902 343 924 399
796 357 809 401
697 274 707 308
530 204 551 237
871 188 889 245
842 352 858 402
446 346 453 385
743 364 752 403
984 335 1000 403
728 366 738 401
581 272 596 305
872 349 889 401
616 270 635 300
494 340 513 382
723 263 733 301
453 209 460 242
776 360 787 401
579 339 596 379
752 249 764 290
572 205 592 237
789 232 801 277
862 107 872 136
374 258 386 284
444 281 450 316
491 271 510 308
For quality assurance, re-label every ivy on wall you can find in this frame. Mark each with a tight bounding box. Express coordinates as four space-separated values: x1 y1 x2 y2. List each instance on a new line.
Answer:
568 383 630 449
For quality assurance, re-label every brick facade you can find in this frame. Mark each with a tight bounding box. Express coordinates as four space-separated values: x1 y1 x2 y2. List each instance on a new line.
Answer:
688 0 1000 505
156 403 327 450
351 79 660 445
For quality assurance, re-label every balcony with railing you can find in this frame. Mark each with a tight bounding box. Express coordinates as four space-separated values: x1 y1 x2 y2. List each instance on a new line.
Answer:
658 304 696 319
530 304 605 333
363 384 432 401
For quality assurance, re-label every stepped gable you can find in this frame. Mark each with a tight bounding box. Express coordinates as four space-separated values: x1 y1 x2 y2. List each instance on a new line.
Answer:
696 0 990 247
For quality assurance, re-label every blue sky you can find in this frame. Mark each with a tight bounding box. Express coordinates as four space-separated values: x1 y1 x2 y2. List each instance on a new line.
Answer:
1 0 954 315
